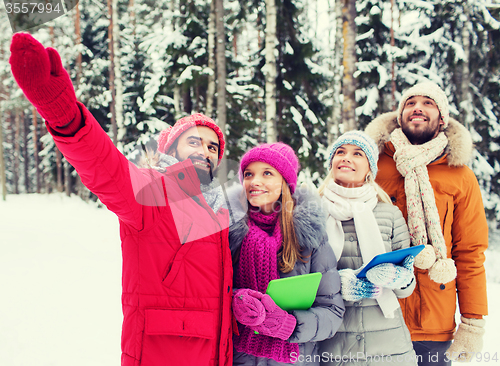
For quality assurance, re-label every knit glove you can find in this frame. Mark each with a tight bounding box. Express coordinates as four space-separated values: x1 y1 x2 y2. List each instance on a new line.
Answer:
9 33 79 127
366 255 415 290
339 268 382 302
446 316 486 362
232 288 266 327
249 292 297 341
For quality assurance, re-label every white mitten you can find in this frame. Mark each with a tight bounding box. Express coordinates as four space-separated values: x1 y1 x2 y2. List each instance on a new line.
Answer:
339 268 382 301
446 316 485 362
366 255 415 289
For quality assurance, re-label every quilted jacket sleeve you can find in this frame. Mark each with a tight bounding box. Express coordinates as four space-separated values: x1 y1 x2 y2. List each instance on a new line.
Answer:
47 102 164 230
288 237 345 343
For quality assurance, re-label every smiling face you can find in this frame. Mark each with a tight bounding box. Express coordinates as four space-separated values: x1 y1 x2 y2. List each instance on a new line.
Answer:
401 96 444 145
330 144 370 188
169 126 219 184
243 161 284 214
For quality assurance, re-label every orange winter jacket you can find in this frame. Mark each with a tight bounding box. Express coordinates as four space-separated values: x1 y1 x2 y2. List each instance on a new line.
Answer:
366 111 488 342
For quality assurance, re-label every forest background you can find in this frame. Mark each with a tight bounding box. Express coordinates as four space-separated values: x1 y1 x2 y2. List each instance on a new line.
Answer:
1 0 500 238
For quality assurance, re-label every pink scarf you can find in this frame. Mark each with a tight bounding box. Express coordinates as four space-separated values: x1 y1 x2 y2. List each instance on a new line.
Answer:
234 210 299 363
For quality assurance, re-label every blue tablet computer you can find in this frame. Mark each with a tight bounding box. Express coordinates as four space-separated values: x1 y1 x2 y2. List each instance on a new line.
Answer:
356 245 425 278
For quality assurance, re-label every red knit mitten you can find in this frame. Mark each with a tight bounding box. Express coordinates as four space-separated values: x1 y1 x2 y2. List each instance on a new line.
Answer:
9 33 79 127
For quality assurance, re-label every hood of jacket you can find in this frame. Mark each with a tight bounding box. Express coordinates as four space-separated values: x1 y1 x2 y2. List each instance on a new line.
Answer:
365 111 474 167
227 185 327 253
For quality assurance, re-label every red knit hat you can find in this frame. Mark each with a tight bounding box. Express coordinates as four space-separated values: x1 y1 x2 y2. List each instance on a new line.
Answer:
157 113 225 163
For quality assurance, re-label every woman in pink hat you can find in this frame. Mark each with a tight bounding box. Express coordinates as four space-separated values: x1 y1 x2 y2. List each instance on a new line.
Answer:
228 143 345 366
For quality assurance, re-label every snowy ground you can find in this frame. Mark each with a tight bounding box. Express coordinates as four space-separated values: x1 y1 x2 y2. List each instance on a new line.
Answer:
0 193 499 366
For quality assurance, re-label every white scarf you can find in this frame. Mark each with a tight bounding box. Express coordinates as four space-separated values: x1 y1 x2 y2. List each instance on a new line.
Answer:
390 128 456 284
322 181 400 318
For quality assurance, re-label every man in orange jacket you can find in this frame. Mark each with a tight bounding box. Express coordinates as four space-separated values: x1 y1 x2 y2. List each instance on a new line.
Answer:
366 82 488 366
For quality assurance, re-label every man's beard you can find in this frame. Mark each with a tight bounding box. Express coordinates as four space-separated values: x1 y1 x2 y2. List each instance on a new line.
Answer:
175 151 216 185
193 158 216 185
402 114 440 145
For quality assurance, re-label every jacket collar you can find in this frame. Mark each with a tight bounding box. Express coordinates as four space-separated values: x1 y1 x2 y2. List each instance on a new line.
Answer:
365 111 474 167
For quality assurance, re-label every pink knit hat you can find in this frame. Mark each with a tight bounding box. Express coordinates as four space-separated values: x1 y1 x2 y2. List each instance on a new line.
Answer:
157 113 225 163
239 143 300 193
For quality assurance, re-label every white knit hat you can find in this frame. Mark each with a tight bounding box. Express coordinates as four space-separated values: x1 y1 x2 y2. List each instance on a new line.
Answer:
397 82 450 129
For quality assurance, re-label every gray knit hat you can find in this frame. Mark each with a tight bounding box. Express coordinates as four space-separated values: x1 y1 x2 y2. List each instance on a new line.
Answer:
397 82 450 129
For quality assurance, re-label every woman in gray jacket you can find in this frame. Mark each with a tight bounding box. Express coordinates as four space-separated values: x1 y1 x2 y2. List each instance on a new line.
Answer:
318 131 417 366
229 142 345 366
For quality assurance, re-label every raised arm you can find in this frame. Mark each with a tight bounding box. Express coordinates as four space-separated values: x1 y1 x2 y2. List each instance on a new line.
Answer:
9 33 163 230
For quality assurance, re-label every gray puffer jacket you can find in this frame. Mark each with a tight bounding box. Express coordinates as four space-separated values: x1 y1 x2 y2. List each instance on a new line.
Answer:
320 202 417 366
227 186 345 366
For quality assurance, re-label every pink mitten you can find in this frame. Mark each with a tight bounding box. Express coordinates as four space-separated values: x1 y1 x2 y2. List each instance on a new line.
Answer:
250 293 297 340
10 33 79 127
232 289 266 327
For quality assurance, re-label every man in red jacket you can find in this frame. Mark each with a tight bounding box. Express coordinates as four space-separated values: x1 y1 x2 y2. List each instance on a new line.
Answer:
10 33 234 366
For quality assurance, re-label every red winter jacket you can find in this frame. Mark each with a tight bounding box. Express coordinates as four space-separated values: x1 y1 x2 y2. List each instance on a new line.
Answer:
48 103 233 366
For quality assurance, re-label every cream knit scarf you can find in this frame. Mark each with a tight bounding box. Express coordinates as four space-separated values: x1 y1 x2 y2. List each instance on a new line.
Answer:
322 181 400 318
390 128 457 284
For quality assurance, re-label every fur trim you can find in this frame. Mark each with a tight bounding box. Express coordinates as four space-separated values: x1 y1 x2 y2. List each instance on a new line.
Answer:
292 185 328 251
227 185 328 253
365 111 474 167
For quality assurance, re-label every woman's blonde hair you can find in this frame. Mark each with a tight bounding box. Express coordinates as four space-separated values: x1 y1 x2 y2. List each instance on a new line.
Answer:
278 181 305 273
318 167 391 204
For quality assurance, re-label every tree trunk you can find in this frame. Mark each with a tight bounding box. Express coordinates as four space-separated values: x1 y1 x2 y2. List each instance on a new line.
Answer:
64 160 71 196
170 0 178 30
329 0 343 145
0 46 8 200
342 0 357 131
233 31 238 77
43 120 51 194
206 0 216 118
22 112 30 193
32 107 41 193
75 4 82 91
74 2 87 198
56 147 63 192
215 0 228 181
13 111 20 194
0 107 7 200
61 66 74 197
390 0 396 110
265 0 278 143
113 0 124 147
173 79 182 118
172 1 183 119
49 26 64 193
107 0 117 146
460 4 473 132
